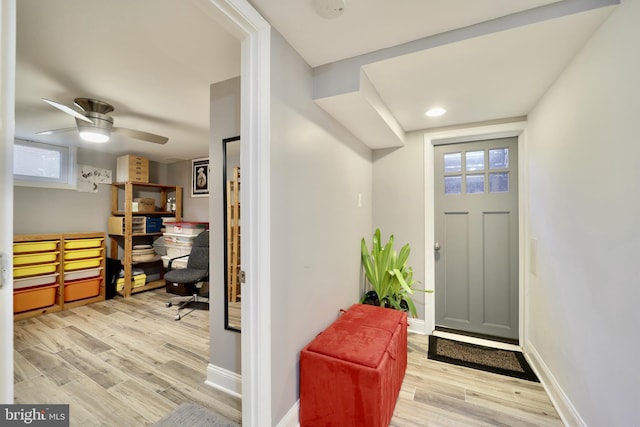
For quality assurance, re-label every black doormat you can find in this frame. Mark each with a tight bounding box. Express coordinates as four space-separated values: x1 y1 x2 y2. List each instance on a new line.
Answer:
428 335 539 382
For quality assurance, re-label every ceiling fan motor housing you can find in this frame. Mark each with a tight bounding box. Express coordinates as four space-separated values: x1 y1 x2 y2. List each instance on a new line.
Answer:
76 111 113 142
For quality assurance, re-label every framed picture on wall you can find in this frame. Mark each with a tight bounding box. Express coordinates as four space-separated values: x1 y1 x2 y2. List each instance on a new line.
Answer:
191 157 210 197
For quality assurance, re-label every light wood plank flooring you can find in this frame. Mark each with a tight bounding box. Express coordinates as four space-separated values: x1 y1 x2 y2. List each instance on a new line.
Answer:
392 334 563 427
14 289 240 426
14 289 563 426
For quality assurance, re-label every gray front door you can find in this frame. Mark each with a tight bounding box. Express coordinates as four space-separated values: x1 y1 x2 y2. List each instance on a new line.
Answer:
434 137 519 340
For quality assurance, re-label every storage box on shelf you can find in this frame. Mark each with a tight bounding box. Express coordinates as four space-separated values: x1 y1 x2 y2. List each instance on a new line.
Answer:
109 182 182 297
116 155 149 183
164 221 208 235
13 232 106 320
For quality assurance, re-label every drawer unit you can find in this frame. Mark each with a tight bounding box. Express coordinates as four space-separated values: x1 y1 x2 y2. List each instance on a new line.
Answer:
64 258 101 271
14 251 60 266
14 240 58 254
117 155 149 183
14 232 106 319
14 273 59 290
14 284 59 313
116 274 146 291
14 262 59 278
64 277 102 302
63 248 104 261
64 238 103 250
64 267 103 282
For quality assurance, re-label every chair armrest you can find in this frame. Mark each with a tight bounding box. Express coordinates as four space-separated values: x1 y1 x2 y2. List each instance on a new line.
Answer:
168 254 189 270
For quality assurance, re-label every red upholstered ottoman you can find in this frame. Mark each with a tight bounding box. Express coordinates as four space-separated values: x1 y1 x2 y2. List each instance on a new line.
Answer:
300 304 408 426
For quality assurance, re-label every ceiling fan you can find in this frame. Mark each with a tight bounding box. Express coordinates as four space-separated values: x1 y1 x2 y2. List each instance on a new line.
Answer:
37 97 168 144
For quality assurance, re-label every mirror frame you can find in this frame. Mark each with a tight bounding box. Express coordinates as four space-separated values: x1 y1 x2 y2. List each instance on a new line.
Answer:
223 135 241 332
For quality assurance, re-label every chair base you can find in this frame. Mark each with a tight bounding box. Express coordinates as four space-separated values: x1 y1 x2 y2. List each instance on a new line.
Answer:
165 281 209 320
166 293 209 320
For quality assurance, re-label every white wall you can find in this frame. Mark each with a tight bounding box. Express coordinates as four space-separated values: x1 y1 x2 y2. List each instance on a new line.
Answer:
13 148 117 235
372 132 427 320
525 1 639 425
209 77 242 373
269 30 373 423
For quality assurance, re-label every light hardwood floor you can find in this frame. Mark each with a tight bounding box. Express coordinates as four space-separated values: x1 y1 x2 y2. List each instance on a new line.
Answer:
14 289 563 426
393 334 563 427
13 289 240 426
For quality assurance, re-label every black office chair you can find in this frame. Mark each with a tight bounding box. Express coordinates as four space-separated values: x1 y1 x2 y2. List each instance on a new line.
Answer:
164 230 209 320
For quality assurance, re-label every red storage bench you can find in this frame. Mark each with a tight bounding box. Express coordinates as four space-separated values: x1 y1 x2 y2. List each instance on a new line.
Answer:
300 304 408 426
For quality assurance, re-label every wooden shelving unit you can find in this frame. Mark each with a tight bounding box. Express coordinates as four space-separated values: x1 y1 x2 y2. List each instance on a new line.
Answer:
109 182 182 297
226 167 241 302
13 232 106 320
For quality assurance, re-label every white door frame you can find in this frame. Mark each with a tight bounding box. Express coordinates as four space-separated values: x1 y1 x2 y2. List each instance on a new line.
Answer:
1 1 273 421
206 1 272 426
0 0 16 405
423 121 528 346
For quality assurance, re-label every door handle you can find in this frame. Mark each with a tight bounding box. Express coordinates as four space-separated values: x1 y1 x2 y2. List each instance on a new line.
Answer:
434 242 440 251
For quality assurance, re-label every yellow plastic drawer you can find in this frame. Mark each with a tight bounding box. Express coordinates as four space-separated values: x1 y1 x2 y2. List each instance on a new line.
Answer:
13 240 58 254
63 248 103 261
64 258 101 271
14 251 59 266
116 274 146 291
64 238 104 250
14 262 60 278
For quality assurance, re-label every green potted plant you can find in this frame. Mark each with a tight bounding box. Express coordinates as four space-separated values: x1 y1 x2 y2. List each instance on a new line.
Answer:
360 229 427 318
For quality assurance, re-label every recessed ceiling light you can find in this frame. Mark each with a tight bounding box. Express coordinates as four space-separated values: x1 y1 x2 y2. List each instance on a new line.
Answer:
425 107 446 117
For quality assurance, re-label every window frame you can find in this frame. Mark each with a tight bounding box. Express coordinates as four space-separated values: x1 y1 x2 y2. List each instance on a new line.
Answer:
13 139 77 189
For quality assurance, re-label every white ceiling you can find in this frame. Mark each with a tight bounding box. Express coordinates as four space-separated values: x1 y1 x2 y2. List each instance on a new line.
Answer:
14 0 618 162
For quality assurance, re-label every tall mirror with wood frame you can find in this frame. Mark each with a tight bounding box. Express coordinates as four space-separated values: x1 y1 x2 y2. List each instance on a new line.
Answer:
223 136 241 331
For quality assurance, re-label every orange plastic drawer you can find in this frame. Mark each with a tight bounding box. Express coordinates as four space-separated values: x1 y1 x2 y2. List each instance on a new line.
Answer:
13 284 59 313
64 277 102 302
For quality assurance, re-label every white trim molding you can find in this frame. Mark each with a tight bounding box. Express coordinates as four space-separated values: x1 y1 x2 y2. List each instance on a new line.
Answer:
525 343 586 427
205 363 242 399
275 400 300 427
0 0 16 405
206 1 272 426
423 120 528 346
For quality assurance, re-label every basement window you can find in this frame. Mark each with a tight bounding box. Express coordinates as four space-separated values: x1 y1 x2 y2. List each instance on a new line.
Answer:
13 139 77 189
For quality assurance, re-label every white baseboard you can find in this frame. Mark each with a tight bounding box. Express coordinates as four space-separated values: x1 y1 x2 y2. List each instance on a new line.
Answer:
205 363 242 399
524 342 585 427
275 400 300 427
408 317 426 334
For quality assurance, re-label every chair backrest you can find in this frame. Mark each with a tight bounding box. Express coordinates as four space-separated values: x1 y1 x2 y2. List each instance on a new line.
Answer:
187 230 209 270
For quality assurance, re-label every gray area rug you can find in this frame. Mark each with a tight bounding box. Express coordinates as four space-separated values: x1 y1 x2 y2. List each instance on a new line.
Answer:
152 403 240 427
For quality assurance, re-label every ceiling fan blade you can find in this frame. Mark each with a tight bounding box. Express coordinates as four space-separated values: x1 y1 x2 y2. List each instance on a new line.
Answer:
35 127 77 135
42 98 93 123
113 127 168 144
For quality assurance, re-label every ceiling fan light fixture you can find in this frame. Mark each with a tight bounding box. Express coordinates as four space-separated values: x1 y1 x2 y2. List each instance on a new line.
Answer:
76 111 113 143
79 129 110 143
425 107 447 117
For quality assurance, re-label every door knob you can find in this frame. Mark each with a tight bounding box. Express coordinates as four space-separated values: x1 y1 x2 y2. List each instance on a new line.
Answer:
434 242 440 251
